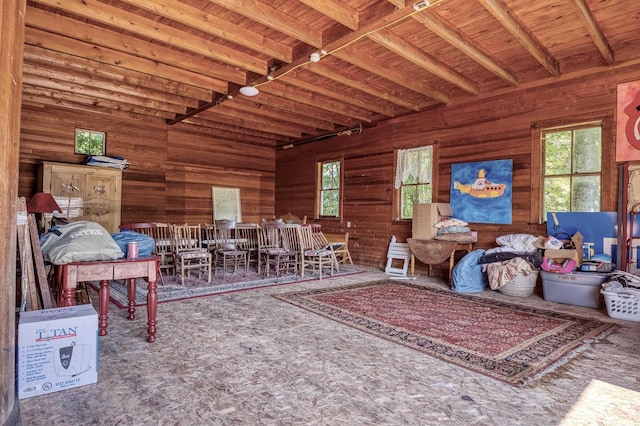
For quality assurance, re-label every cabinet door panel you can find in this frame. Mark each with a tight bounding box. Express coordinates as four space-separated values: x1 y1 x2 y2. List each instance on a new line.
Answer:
84 174 119 230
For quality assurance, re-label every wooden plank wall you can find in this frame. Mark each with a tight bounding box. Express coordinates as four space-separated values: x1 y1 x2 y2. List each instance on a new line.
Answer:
276 65 640 273
17 65 640 275
18 106 276 226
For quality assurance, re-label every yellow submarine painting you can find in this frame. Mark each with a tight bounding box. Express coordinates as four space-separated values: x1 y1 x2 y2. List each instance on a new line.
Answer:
450 159 512 224
453 169 506 198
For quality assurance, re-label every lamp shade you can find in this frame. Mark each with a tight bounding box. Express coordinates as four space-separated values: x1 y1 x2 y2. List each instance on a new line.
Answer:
27 192 62 214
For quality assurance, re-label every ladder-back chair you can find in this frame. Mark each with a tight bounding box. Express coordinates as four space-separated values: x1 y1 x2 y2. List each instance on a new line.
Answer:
299 227 338 279
212 219 248 278
168 224 212 285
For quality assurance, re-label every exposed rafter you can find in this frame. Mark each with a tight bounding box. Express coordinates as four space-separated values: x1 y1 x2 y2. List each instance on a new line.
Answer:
21 0 638 145
570 0 614 65
478 0 560 77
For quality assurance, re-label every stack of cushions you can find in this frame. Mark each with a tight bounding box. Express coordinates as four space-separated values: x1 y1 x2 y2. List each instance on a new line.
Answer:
433 218 477 243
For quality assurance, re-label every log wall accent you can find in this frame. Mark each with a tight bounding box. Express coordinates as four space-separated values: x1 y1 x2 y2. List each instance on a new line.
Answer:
276 65 639 273
0 0 25 422
18 107 276 226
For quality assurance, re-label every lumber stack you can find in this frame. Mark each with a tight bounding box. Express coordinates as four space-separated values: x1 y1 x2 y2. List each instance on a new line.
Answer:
17 197 55 311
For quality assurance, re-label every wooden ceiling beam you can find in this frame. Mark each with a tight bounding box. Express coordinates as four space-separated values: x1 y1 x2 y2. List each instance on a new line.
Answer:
238 91 354 128
197 108 303 138
23 73 188 114
411 12 519 87
22 90 172 120
570 0 614 65
23 46 212 101
307 62 420 111
279 72 400 117
24 27 232 92
22 62 201 110
26 7 246 86
334 45 449 104
173 122 282 147
228 99 336 132
183 116 287 145
31 0 268 74
369 29 480 95
215 103 324 136
320 2 422 55
207 0 323 47
478 0 560 77
118 0 293 63
204 103 303 139
298 0 360 31
259 81 374 123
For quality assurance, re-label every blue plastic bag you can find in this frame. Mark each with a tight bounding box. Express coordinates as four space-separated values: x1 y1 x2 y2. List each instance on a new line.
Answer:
111 231 155 257
452 249 488 293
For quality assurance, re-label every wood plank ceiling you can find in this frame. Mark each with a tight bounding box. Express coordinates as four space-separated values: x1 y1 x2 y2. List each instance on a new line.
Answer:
22 0 640 148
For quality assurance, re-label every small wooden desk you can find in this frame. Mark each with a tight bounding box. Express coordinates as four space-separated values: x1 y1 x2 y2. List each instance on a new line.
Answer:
58 256 160 342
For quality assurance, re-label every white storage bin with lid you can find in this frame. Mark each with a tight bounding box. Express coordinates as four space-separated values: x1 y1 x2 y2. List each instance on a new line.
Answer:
540 270 608 308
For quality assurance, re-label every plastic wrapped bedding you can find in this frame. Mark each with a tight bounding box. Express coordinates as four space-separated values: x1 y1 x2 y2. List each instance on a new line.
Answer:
452 249 487 293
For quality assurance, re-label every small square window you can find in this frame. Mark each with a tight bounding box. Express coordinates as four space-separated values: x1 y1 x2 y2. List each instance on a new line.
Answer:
75 129 106 156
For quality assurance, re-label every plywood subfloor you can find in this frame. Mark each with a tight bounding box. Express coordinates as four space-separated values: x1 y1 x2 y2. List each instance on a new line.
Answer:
19 269 640 425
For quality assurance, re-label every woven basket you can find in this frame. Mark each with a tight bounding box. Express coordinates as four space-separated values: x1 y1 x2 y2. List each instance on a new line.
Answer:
498 270 539 297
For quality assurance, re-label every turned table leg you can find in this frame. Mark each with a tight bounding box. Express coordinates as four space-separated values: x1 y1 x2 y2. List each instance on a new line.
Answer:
146 278 158 342
98 279 110 336
127 278 137 320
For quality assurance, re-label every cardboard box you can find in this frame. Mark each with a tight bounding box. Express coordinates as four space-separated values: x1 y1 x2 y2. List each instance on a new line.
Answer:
540 270 607 308
412 203 453 239
544 231 584 265
18 304 98 399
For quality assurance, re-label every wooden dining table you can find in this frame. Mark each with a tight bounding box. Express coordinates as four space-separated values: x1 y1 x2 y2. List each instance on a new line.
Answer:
57 256 160 342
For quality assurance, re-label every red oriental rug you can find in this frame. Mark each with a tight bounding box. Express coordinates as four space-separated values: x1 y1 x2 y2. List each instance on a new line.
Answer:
273 280 616 387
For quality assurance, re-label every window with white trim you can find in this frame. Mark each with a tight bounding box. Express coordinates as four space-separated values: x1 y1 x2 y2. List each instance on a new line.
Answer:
317 159 341 218
395 146 433 219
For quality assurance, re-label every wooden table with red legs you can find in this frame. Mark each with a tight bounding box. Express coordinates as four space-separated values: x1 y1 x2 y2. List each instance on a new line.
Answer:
57 256 160 342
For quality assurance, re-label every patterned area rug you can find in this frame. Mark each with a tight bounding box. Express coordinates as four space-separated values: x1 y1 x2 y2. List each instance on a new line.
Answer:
89 267 363 308
274 280 616 387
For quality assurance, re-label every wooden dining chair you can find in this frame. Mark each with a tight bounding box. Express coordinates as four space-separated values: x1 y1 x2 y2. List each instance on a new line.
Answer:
212 220 248 279
299 226 338 279
235 224 259 270
168 223 212 285
323 232 353 265
256 223 299 280
119 222 167 285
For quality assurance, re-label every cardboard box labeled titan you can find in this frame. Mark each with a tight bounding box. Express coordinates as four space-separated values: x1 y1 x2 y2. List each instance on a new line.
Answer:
18 304 98 399
412 203 453 239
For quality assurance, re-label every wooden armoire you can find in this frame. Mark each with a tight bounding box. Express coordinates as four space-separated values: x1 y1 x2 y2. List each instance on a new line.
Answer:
38 162 122 234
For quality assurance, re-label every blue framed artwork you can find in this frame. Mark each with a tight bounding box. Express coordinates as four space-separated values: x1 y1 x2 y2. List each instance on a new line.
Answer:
450 159 513 224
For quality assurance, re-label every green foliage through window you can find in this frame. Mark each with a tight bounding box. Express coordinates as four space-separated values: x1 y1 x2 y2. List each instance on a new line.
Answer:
397 146 433 219
75 129 106 156
542 124 601 218
320 160 340 217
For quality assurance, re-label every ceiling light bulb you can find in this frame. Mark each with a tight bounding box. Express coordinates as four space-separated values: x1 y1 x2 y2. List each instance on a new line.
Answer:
309 52 321 62
239 86 259 96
